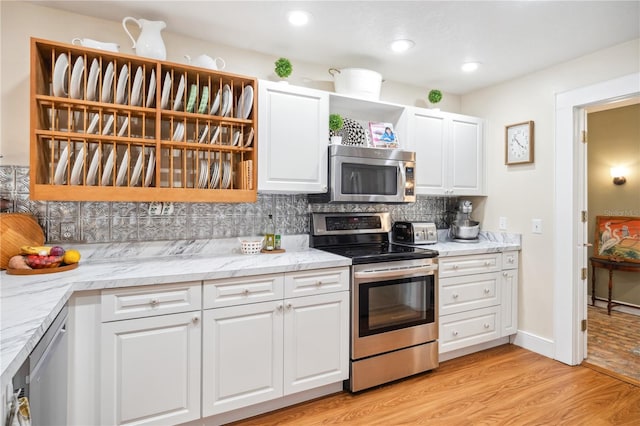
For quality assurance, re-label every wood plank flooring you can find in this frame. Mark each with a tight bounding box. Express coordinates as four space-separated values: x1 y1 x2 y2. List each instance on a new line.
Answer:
583 305 640 386
230 345 640 425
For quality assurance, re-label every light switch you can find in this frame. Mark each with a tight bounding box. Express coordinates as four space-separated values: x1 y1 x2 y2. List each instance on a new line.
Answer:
499 217 508 230
532 219 543 234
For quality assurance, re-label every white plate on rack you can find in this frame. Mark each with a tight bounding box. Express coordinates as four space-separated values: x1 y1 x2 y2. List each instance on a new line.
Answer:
242 85 254 119
53 53 69 97
101 147 115 186
173 75 185 111
86 58 100 101
210 125 221 144
172 122 185 141
86 145 101 186
115 64 128 104
70 145 85 185
198 159 209 188
115 149 129 186
101 62 114 103
117 116 129 137
144 150 155 187
198 86 209 114
130 149 143 186
222 160 231 189
221 84 231 117
198 125 209 143
102 115 115 135
70 56 84 99
209 88 221 115
146 69 156 108
160 72 171 109
210 161 220 189
231 130 240 146
244 127 255 147
86 113 99 134
54 144 70 184
130 66 143 106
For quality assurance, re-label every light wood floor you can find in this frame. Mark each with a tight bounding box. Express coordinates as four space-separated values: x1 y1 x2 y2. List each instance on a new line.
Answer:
230 345 640 425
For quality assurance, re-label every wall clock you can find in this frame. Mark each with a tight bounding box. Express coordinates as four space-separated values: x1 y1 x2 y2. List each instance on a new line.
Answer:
505 121 534 165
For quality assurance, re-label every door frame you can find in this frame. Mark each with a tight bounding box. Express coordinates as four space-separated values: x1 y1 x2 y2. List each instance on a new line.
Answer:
553 72 640 365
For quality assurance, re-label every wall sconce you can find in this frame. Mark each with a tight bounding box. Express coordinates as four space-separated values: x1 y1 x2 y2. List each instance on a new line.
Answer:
610 167 627 185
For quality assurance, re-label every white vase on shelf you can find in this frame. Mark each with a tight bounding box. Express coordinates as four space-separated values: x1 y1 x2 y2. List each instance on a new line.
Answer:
330 136 342 144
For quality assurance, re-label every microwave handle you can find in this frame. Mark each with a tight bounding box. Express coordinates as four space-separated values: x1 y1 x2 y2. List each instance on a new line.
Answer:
399 164 406 190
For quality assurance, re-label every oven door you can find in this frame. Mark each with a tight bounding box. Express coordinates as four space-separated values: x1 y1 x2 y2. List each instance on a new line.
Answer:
330 155 415 203
352 260 437 360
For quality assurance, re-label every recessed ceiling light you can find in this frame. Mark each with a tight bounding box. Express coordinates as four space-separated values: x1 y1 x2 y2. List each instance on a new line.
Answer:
287 10 311 26
390 39 415 53
461 62 481 72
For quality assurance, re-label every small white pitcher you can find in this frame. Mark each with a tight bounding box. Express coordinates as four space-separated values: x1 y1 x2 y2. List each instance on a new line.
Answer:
122 17 167 60
185 54 226 71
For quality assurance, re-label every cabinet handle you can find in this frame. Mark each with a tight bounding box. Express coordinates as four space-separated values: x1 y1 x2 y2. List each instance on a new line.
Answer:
277 304 283 311
484 323 490 329
484 261 491 266
484 288 490 294
507 257 515 263
149 299 159 306
452 264 459 270
452 330 459 336
286 302 292 310
243 289 250 296
316 280 323 287
452 293 459 299
192 316 199 324
503 272 508 277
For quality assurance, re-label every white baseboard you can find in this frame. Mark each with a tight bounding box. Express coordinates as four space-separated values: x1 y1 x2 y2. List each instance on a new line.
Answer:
592 299 640 316
439 337 509 362
512 330 555 359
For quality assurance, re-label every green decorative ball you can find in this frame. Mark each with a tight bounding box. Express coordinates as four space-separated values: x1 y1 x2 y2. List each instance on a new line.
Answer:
274 58 292 78
329 114 344 131
428 89 443 104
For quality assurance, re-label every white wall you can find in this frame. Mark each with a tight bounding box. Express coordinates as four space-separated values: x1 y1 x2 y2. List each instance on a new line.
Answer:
0 1 460 166
461 39 640 341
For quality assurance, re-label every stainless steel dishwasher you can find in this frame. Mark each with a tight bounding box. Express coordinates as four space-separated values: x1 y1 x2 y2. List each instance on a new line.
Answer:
13 305 69 426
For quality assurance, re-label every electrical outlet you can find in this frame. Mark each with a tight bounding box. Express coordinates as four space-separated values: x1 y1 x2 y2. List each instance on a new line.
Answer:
149 202 163 216
532 219 543 234
60 222 76 241
499 216 508 230
161 202 174 215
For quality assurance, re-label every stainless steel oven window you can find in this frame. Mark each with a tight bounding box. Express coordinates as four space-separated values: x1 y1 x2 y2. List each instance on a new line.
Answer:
358 275 435 337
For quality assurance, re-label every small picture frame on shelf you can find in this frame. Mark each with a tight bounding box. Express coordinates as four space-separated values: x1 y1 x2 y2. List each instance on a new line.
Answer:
369 122 398 148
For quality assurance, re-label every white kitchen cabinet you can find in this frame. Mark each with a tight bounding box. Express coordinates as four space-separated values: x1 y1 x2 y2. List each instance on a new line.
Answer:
407 108 486 196
258 80 329 193
101 311 201 426
439 252 518 356
99 282 202 426
501 251 519 336
202 267 349 416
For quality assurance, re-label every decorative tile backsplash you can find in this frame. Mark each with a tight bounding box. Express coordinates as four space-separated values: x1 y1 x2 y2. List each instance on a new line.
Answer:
1 165 458 243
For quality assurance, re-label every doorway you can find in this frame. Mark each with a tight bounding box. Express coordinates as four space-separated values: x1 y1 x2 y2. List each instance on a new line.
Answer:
553 72 640 366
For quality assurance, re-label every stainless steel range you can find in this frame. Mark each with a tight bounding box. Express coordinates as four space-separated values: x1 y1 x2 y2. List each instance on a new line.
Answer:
310 212 439 392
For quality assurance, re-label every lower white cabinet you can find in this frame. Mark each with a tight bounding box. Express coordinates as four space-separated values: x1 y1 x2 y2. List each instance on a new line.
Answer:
202 268 349 416
439 252 519 356
101 311 202 426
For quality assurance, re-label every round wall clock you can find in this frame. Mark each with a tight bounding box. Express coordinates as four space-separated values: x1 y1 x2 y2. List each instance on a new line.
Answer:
505 121 534 165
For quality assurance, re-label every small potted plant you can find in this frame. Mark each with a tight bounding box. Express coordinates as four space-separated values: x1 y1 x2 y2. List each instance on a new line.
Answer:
428 89 443 109
329 113 344 144
274 57 292 82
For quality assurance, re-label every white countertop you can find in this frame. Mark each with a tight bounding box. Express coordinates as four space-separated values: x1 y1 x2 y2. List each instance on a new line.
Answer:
0 232 520 389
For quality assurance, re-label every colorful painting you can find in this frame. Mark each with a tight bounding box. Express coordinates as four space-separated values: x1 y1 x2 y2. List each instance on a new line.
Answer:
593 216 640 263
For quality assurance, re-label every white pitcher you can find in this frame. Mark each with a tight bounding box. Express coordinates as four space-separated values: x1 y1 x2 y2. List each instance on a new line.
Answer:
184 54 226 71
122 17 166 60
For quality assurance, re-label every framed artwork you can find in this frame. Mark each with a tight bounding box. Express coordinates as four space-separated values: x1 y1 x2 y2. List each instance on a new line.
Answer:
505 121 534 165
593 215 640 263
369 122 398 148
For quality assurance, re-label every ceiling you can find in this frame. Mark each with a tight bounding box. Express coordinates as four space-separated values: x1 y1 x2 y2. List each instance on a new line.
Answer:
34 1 640 94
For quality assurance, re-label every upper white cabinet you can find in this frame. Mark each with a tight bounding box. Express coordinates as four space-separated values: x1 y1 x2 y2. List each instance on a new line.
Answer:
258 80 329 193
407 108 486 196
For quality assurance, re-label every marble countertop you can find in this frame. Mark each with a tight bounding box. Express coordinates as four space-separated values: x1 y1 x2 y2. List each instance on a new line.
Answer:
0 231 520 389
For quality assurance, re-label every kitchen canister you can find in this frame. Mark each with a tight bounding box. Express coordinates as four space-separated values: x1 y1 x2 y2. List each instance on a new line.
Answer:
329 68 383 100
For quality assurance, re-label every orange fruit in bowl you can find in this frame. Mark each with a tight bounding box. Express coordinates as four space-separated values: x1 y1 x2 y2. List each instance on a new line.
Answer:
63 249 81 264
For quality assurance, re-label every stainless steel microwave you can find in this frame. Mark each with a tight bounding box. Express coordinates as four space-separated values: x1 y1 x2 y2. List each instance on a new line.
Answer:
312 145 416 203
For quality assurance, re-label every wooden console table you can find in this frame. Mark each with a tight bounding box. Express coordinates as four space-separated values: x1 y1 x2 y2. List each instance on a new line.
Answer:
590 256 640 315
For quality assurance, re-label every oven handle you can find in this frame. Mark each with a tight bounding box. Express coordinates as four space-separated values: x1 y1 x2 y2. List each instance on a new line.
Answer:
354 264 437 280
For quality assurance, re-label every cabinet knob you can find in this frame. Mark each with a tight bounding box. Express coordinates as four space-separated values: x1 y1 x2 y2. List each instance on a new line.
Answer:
286 302 292 310
452 293 459 299
484 261 491 266
243 289 250 295
150 299 159 306
192 316 199 324
316 281 322 287
508 257 515 263
277 304 283 311
452 330 459 336
484 288 490 294
503 272 508 277
484 323 490 329
453 264 459 270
